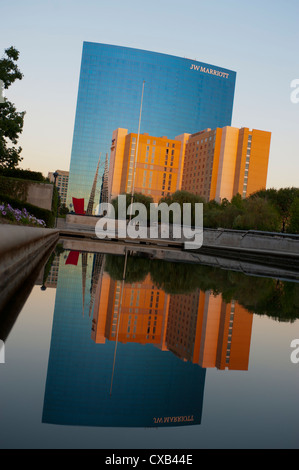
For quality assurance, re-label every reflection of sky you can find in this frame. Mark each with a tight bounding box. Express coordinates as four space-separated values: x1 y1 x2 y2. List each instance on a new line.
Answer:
0 256 298 448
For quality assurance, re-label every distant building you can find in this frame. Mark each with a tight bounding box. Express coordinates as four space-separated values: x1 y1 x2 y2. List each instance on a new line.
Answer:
48 170 69 206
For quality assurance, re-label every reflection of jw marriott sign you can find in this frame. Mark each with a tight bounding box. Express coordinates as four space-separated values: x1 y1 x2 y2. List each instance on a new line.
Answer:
190 63 229 79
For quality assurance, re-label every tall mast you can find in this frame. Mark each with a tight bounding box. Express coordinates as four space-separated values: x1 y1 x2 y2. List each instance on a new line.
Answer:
129 81 145 221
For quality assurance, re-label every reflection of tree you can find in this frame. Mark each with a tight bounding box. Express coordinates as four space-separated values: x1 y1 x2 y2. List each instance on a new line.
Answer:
104 254 299 322
104 254 151 285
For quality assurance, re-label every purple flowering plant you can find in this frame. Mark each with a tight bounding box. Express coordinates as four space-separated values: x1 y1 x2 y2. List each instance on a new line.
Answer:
0 202 46 227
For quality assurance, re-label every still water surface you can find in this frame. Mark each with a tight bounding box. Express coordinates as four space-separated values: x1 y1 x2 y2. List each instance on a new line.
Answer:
0 241 298 449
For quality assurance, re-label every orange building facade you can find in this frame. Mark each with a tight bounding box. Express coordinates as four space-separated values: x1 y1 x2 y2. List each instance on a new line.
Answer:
181 126 271 202
109 126 271 204
108 129 188 203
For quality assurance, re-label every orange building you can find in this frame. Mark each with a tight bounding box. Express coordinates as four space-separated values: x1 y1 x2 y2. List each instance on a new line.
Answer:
109 126 271 204
108 129 188 202
181 127 271 202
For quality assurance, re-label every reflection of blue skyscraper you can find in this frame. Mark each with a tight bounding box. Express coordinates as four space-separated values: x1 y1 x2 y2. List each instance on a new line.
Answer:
42 252 206 428
67 42 236 208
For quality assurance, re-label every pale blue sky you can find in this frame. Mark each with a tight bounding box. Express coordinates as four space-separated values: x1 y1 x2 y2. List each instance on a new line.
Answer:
1 0 299 189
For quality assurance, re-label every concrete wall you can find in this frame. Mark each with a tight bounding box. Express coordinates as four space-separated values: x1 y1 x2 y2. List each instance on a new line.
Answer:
0 225 59 315
0 177 54 211
202 228 299 256
26 182 53 210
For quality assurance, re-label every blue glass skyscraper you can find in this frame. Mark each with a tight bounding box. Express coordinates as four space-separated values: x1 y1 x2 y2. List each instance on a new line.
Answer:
67 42 236 208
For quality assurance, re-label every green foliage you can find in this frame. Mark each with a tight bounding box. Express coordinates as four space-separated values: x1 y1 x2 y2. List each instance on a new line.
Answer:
0 167 45 181
0 193 55 227
287 197 299 234
160 190 205 206
52 184 59 214
0 175 29 200
0 201 46 227
149 260 203 294
250 187 299 232
111 192 154 221
0 47 23 88
203 190 299 233
0 174 57 226
58 203 70 217
108 189 299 233
203 196 245 229
233 197 281 232
0 47 25 169
159 190 205 225
104 254 151 284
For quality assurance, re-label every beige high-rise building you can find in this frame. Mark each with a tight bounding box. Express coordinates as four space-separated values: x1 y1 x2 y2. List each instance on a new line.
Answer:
48 170 69 206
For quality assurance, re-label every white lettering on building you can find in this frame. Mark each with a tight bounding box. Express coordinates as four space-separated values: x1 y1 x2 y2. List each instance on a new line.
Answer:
190 63 229 79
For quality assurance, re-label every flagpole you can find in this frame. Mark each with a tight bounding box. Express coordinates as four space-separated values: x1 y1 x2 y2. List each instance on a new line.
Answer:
110 248 128 396
129 80 145 222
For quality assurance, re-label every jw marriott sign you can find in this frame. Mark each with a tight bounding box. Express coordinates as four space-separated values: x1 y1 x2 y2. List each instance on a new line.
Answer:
190 63 230 79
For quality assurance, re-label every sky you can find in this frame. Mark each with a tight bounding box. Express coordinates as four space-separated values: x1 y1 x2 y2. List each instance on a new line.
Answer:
1 0 299 189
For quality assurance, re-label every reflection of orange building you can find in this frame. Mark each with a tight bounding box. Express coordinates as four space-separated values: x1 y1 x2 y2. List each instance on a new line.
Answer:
92 272 169 348
166 290 253 371
91 263 253 371
109 126 271 203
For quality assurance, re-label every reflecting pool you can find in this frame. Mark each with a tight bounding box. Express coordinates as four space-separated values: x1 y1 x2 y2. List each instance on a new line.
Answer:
0 240 298 449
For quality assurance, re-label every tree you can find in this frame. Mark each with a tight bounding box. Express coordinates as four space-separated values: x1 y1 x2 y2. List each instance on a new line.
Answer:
110 192 154 221
250 187 299 232
287 197 299 234
233 197 281 232
0 47 25 168
159 190 205 226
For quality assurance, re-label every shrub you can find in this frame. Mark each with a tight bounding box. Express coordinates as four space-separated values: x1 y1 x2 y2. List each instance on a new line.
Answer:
0 167 45 182
0 193 55 227
0 201 46 227
287 197 299 234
